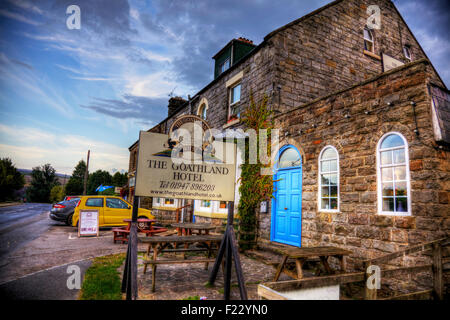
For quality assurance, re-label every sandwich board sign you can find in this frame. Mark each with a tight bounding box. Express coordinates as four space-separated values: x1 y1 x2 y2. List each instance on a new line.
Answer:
78 209 99 237
134 115 236 201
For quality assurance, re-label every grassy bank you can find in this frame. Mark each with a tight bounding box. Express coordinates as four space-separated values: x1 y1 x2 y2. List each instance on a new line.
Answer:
79 253 126 300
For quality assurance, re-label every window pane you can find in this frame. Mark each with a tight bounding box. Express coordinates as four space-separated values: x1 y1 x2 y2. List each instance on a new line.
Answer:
321 148 337 160
393 149 405 164
329 159 337 172
364 29 372 41
382 182 394 196
381 134 404 149
395 181 407 196
201 200 211 207
395 197 408 212
330 186 338 197
321 199 330 210
219 201 227 209
394 166 406 180
330 198 338 210
165 198 174 205
329 173 338 186
86 198 103 207
279 148 301 168
321 186 330 197
321 160 330 172
231 84 241 104
382 197 394 212
381 151 392 165
321 174 331 186
381 167 393 182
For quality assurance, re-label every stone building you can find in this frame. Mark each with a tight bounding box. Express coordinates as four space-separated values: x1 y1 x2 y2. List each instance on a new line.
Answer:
128 0 449 281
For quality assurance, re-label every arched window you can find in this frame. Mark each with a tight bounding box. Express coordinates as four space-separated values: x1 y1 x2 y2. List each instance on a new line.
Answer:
198 104 207 120
278 147 301 169
318 146 339 211
364 28 374 52
377 133 411 215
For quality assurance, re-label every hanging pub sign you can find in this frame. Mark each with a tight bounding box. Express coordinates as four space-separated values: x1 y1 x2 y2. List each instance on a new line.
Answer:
134 115 236 201
78 209 99 237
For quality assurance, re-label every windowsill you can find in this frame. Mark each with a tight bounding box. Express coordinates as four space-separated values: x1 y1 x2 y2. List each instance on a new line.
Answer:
318 209 340 213
223 118 240 129
363 50 381 60
152 206 178 211
377 211 411 216
194 211 228 219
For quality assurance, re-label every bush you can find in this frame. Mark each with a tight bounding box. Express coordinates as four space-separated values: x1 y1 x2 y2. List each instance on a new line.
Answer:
50 185 65 203
0 158 25 201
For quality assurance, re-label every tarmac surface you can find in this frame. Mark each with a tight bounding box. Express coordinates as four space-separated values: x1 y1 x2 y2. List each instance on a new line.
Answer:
0 203 141 299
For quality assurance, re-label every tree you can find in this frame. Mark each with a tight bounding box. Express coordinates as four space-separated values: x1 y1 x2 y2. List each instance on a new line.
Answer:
87 170 112 195
50 185 65 203
112 171 128 187
65 160 86 195
26 164 60 203
238 93 274 251
0 158 25 201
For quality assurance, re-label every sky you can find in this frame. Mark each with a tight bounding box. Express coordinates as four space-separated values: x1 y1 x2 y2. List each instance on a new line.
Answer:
0 0 448 175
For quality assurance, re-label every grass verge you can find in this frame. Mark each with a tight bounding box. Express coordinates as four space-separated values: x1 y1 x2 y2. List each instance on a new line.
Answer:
79 253 126 300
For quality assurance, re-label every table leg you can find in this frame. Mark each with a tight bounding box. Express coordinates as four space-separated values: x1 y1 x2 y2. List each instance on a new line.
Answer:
273 255 288 282
143 244 154 274
338 255 346 273
204 241 211 270
295 259 305 279
152 264 157 292
320 256 334 275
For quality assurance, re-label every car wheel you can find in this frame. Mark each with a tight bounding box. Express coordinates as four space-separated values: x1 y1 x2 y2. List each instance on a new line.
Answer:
66 214 73 226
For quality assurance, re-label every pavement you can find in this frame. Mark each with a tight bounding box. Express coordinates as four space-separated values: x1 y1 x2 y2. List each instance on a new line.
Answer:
0 259 92 300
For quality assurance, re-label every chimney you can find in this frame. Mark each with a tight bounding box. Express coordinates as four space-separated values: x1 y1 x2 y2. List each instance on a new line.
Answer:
168 96 187 117
237 37 253 45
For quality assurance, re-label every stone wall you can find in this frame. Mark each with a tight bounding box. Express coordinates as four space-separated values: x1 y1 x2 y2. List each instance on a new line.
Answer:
260 61 449 274
270 0 444 112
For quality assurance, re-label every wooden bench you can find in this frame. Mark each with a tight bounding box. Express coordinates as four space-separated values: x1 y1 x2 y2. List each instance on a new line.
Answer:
112 226 168 244
140 235 222 292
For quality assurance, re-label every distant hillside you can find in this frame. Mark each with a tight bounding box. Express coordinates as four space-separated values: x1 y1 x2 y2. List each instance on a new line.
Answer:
18 169 71 187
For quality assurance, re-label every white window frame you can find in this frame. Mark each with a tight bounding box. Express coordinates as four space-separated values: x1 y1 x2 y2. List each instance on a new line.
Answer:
364 28 374 53
229 82 241 119
318 146 340 213
376 132 412 216
194 200 228 214
403 45 411 60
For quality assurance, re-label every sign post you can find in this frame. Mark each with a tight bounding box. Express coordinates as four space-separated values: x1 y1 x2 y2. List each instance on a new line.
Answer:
121 115 247 300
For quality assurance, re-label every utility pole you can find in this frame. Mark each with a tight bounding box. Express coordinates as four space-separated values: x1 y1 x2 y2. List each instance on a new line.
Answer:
83 150 90 195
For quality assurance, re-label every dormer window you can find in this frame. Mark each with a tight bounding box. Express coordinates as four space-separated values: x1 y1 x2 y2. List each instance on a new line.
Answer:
364 28 374 53
403 45 411 60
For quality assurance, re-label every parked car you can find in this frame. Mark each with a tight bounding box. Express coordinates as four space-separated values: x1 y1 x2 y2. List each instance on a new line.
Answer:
49 198 81 226
71 196 154 228
64 195 81 201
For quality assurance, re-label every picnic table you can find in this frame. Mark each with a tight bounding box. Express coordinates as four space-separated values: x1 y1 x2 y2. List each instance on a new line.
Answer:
140 234 222 292
171 222 216 236
272 246 352 281
112 218 168 244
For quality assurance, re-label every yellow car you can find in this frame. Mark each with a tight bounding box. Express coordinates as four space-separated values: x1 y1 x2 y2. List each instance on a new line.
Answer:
71 196 154 227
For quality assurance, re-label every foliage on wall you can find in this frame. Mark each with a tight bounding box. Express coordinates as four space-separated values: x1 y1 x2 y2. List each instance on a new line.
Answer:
237 93 274 250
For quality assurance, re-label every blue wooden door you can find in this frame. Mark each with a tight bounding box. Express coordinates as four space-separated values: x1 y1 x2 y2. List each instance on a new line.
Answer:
272 167 302 247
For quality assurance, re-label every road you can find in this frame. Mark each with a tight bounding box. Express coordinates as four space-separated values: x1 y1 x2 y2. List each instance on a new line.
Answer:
0 203 52 261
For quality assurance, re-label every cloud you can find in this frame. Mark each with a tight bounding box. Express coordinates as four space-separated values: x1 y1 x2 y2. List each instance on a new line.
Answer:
0 124 129 174
0 8 40 25
80 93 168 125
